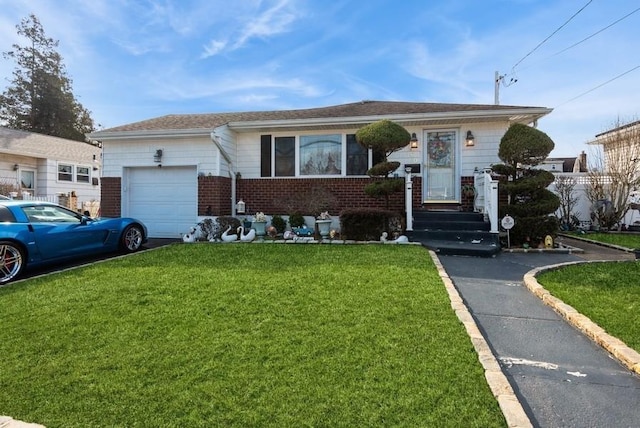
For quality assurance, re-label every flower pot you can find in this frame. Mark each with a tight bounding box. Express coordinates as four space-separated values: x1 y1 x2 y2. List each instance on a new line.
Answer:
316 219 332 239
252 221 267 238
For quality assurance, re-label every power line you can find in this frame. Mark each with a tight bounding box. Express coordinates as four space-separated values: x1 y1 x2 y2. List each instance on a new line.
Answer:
515 6 640 73
556 64 640 107
512 0 593 71
550 6 640 59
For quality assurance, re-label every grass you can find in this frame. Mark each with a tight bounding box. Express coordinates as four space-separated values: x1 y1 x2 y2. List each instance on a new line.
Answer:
565 231 640 249
537 261 640 352
0 244 505 428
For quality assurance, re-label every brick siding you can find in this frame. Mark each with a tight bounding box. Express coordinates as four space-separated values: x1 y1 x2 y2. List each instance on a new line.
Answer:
231 177 423 216
198 176 232 216
101 175 477 217
100 177 121 217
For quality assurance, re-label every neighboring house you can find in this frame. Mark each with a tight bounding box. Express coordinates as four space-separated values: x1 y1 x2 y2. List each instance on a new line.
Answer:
0 127 101 213
540 151 587 173
89 100 552 238
591 120 640 227
544 151 592 227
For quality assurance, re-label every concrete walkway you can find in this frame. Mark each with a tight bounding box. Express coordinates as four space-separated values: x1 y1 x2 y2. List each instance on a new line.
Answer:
437 239 640 428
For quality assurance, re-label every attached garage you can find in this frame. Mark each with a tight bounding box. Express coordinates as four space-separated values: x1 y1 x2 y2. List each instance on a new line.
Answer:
123 166 197 238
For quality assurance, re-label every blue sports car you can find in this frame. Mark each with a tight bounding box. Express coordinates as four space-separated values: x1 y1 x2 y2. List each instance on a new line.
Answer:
0 200 148 284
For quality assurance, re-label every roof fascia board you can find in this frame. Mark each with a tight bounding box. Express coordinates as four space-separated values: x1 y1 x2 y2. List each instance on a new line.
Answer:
227 108 552 131
88 128 212 141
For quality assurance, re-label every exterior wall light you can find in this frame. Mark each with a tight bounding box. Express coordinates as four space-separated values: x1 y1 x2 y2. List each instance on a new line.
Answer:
410 133 419 149
13 164 19 171
465 131 475 147
236 199 246 214
153 149 163 162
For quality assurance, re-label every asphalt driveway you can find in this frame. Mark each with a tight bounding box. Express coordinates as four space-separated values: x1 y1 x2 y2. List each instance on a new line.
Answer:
437 248 640 428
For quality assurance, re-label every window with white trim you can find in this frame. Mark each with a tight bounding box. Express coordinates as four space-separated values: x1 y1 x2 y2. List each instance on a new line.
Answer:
260 133 372 177
58 164 73 181
20 170 35 195
76 166 90 183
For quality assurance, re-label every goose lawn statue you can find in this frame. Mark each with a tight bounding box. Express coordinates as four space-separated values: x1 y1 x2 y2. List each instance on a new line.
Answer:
237 226 256 242
221 225 238 242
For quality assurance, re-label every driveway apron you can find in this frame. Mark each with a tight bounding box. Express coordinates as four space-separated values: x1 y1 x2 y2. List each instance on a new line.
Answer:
437 252 640 428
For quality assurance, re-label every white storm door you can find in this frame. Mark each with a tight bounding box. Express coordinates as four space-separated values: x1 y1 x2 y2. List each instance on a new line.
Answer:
423 130 457 202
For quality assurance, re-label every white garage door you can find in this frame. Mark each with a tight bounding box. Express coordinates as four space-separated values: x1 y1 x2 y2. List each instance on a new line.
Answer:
124 166 197 238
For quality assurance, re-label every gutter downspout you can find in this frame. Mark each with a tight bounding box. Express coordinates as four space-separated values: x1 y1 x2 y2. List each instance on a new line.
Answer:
210 131 237 216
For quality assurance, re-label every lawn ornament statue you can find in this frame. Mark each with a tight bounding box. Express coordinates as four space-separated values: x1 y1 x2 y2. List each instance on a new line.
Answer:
182 227 197 243
221 225 238 242
237 226 256 242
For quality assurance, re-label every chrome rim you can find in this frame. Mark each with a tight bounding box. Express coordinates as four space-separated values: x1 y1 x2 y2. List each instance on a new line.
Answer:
124 226 143 251
0 243 23 283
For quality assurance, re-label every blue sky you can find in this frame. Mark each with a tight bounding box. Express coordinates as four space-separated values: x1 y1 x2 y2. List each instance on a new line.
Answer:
0 0 638 156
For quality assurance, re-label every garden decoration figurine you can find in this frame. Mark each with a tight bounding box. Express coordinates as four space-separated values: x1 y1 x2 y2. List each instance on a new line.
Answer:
252 212 268 239
293 225 313 237
237 225 256 242
221 225 238 242
316 211 332 239
182 227 197 243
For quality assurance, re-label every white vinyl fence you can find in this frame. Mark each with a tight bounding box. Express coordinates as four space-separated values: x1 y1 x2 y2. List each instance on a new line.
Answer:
550 172 640 228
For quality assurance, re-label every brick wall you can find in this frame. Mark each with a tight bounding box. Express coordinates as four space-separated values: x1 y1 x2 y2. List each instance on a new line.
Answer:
461 175 474 211
198 176 232 216
228 177 424 216
100 177 121 217
102 174 478 218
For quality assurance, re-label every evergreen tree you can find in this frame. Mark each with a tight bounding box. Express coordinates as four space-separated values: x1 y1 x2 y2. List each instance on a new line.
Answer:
355 119 410 210
492 123 560 246
0 14 95 141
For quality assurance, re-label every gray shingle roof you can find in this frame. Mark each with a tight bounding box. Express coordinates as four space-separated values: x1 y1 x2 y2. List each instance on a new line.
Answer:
97 100 549 133
0 127 100 162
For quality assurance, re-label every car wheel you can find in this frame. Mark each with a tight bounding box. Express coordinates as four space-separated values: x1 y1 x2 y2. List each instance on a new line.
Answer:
0 241 25 284
121 225 144 253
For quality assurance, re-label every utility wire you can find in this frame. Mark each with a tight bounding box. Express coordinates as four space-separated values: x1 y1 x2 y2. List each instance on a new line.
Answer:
550 6 640 58
512 0 593 70
515 6 640 73
556 64 640 107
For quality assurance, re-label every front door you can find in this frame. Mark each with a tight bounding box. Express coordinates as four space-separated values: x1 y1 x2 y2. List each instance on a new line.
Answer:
423 130 458 203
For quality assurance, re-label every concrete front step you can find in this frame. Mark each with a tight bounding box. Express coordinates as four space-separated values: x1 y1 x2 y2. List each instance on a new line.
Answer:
413 220 491 232
419 239 501 257
409 211 500 256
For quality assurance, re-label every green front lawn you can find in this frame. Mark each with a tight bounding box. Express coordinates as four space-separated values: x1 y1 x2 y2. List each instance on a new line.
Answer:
565 231 640 249
0 244 505 427
537 261 640 352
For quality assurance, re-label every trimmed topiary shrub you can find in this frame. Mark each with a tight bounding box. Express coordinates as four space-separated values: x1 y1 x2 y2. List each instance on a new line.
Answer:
355 120 411 210
492 123 560 246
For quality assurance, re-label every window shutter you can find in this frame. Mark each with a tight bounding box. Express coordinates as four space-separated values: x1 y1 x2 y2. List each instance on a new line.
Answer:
260 135 272 177
346 134 368 175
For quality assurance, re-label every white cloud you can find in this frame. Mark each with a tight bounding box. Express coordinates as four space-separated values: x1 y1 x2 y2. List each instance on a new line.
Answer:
232 0 298 49
198 0 300 58
201 39 227 59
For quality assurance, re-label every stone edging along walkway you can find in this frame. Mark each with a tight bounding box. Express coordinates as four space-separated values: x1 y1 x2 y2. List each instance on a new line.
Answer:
429 252 533 428
523 260 640 376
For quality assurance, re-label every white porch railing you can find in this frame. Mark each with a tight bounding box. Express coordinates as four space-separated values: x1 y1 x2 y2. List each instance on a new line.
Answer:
474 168 499 233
